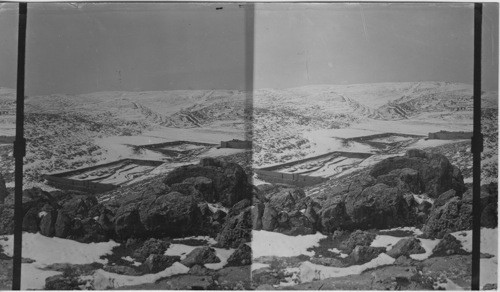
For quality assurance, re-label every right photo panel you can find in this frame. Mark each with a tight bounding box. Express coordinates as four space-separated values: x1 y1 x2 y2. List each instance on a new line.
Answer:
251 3 498 290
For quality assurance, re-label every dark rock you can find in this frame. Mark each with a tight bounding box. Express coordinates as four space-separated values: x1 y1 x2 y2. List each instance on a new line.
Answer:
431 233 468 257
262 203 278 231
309 257 348 267
212 210 226 223
434 190 457 208
102 265 140 276
483 283 497 290
278 212 314 236
163 158 252 207
22 208 40 233
369 150 466 198
113 205 145 239
339 230 376 253
350 245 386 264
252 202 264 230
216 205 251 248
267 187 306 212
226 243 251 267
394 255 415 266
145 254 180 273
228 199 251 217
59 195 98 219
39 210 57 237
79 218 107 243
423 197 472 238
376 168 423 194
481 203 498 228
344 183 414 230
387 237 425 258
133 238 170 262
180 246 220 268
418 201 433 214
54 210 72 238
45 275 80 290
304 202 320 230
0 173 7 204
189 264 215 276
138 191 202 238
0 204 14 234
319 196 349 233
172 176 215 203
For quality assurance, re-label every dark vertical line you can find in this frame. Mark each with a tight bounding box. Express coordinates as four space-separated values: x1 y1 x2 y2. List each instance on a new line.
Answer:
244 3 254 156
471 2 482 291
12 2 27 291
244 3 254 282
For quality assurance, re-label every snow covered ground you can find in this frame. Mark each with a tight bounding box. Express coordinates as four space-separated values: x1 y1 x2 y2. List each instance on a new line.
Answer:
252 230 327 258
0 233 119 290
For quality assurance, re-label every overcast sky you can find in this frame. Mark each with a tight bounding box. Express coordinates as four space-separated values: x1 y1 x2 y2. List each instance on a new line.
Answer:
0 3 497 95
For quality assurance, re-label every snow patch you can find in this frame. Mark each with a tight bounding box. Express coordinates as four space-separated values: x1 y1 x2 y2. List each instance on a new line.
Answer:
164 244 198 260
0 233 119 290
451 228 498 289
251 263 270 271
205 248 235 270
0 232 118 265
207 203 229 214
412 194 434 205
410 238 440 260
298 253 395 283
91 262 189 289
252 230 327 258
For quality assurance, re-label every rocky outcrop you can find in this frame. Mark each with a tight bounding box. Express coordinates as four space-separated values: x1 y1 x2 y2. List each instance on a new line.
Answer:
319 196 350 233
180 246 220 268
145 254 181 273
369 149 466 198
226 243 251 267
386 237 425 258
339 230 376 253
349 245 386 264
431 233 468 257
163 158 252 207
345 183 415 230
216 200 252 248
132 238 170 262
114 191 203 240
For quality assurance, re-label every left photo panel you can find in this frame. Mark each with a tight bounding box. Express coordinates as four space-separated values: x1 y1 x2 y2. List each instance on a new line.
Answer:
0 3 253 289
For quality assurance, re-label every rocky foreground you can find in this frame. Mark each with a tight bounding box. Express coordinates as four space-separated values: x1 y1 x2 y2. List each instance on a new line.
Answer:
0 149 497 290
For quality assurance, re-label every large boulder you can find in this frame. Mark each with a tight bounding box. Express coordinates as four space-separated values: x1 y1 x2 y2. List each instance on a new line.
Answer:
138 191 202 238
319 196 349 233
216 203 251 248
431 233 468 257
251 202 265 230
180 246 220 268
145 254 180 273
261 203 278 231
344 183 414 230
226 243 251 267
422 197 472 238
369 149 466 198
339 230 376 253
276 211 315 236
133 238 170 262
163 158 252 207
267 187 306 213
39 210 57 237
386 237 425 258
350 245 386 264
113 204 145 239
